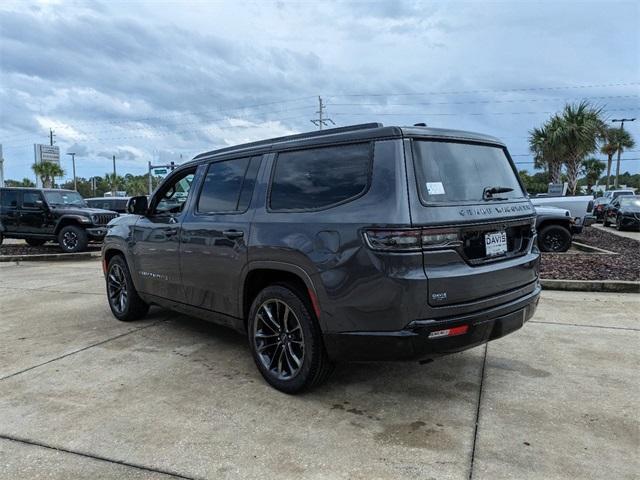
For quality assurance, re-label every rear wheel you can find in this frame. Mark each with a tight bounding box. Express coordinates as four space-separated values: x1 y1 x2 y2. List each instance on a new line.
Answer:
106 255 149 321
538 224 572 252
58 225 88 253
247 284 333 393
25 238 47 247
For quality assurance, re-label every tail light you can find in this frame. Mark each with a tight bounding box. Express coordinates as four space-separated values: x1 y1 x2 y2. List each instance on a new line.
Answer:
364 227 461 252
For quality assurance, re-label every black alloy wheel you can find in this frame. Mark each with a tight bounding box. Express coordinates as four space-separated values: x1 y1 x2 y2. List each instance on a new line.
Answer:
57 225 88 253
248 284 333 393
106 255 149 321
253 298 305 381
538 225 571 253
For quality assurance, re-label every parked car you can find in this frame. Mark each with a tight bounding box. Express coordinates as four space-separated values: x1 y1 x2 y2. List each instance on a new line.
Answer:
603 195 640 230
0 188 118 252
86 196 130 214
534 206 573 252
593 197 610 222
529 195 595 232
603 189 635 201
102 123 540 393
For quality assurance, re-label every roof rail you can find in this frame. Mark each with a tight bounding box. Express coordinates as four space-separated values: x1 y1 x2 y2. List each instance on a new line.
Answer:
193 122 384 159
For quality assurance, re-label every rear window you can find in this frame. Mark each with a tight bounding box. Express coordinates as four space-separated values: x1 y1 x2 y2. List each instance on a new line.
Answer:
270 143 371 211
1 190 18 208
412 140 525 204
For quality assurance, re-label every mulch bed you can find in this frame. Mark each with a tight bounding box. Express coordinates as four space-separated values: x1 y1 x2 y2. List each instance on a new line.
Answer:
540 227 640 281
0 241 100 256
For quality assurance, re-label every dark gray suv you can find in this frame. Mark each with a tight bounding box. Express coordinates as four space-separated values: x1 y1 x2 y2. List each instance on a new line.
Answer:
102 123 540 393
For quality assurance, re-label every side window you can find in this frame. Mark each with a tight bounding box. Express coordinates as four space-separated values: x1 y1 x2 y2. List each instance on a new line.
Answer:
22 191 44 209
154 171 195 215
1 190 18 208
269 143 371 211
197 156 261 214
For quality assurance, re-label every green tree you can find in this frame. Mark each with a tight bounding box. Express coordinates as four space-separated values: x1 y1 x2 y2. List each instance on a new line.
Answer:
580 157 606 193
5 178 36 187
32 161 65 188
601 126 636 190
548 101 606 195
528 117 566 184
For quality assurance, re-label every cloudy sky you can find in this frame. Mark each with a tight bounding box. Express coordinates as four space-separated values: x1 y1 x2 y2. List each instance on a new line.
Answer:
1 0 639 183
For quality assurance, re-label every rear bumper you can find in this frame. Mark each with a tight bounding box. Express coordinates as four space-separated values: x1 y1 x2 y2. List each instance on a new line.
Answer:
324 284 541 361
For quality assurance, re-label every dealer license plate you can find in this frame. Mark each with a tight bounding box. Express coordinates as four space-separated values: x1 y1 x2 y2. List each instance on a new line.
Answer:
485 231 507 257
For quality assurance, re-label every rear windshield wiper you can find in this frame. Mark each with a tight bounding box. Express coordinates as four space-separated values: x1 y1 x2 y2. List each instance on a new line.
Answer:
483 186 513 201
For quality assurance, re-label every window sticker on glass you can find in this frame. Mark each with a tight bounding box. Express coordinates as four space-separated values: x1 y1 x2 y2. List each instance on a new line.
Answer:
426 182 445 195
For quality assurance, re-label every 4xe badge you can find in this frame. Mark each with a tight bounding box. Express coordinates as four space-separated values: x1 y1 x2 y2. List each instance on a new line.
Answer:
431 292 448 302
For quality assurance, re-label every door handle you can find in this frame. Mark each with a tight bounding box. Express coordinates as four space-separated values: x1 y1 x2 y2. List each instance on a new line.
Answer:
164 227 179 237
222 230 244 239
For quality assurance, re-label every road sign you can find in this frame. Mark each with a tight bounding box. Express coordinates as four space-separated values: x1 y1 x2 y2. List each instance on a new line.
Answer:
153 168 167 175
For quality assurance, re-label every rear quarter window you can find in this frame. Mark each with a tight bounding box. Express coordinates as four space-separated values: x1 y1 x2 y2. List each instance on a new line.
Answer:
269 143 371 211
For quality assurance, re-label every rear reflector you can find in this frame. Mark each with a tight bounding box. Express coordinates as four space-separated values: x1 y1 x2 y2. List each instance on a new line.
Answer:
428 324 469 339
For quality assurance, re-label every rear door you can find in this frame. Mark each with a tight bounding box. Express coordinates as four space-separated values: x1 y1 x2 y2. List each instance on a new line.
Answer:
179 155 262 318
405 138 537 307
1 189 20 235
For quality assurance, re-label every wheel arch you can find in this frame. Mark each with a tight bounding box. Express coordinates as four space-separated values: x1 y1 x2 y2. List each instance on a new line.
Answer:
54 216 86 234
241 262 322 330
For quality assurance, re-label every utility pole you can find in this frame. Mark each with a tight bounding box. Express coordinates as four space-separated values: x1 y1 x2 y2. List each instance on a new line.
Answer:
112 155 117 196
310 96 335 130
49 128 55 146
148 161 153 195
611 118 636 188
66 152 77 191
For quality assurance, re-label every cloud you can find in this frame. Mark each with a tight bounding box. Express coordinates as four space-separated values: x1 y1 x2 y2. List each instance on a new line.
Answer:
0 0 638 183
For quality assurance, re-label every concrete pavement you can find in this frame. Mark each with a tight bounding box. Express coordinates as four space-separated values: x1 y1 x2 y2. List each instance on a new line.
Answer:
0 260 638 479
592 223 640 241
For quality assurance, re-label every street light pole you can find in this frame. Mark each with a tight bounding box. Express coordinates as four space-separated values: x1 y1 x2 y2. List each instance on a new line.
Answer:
611 118 636 189
66 152 76 191
112 155 117 196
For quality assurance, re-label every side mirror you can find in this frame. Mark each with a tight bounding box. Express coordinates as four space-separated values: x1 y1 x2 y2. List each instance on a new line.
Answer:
127 196 148 215
35 199 45 209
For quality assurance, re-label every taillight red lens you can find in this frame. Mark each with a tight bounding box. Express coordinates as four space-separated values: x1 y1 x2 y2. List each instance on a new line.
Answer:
364 227 461 252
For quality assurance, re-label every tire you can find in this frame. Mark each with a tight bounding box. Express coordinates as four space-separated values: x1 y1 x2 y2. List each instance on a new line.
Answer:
538 224 572 253
603 216 610 227
0 233 3 245
247 284 333 394
615 215 624 231
25 238 47 247
57 225 88 253
106 255 149 321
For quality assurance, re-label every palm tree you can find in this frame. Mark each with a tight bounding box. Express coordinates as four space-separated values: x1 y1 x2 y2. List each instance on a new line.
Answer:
580 157 606 193
548 101 606 195
528 118 565 184
601 127 635 190
32 161 65 188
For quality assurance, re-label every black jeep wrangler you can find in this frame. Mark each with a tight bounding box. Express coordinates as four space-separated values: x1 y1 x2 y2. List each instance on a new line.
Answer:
0 187 118 253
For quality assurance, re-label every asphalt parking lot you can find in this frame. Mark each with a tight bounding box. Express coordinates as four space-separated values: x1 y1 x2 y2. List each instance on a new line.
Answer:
0 260 638 480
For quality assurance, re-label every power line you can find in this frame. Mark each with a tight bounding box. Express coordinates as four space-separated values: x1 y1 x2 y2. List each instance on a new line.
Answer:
331 108 639 117
310 96 335 130
326 81 640 98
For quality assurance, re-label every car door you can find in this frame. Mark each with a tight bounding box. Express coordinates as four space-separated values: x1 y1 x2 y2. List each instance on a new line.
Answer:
131 167 197 302
180 155 262 317
19 190 50 234
607 199 620 223
0 189 20 235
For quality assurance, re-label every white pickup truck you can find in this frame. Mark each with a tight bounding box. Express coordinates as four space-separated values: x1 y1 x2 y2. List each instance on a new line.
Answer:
530 195 596 234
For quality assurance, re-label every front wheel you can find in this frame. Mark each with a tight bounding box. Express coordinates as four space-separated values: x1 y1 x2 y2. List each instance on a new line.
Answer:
106 255 149 321
538 224 572 252
247 284 333 393
57 225 88 253
616 215 624 231
603 216 611 227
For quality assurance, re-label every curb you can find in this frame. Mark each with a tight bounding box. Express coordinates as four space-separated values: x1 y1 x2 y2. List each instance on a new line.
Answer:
540 278 640 293
571 241 617 255
0 251 101 263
